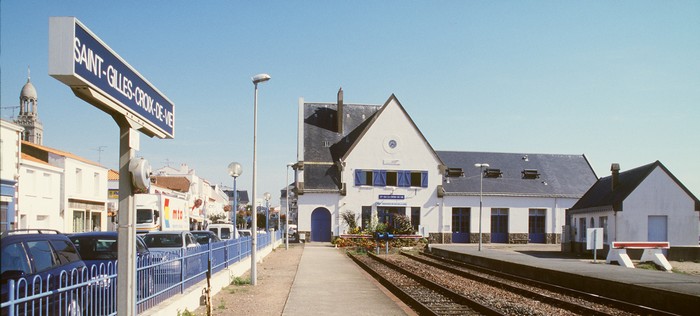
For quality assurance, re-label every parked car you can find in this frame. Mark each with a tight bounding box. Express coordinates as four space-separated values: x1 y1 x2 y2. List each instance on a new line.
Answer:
67 231 156 299
191 230 222 244
1 229 87 315
207 223 239 240
142 231 202 281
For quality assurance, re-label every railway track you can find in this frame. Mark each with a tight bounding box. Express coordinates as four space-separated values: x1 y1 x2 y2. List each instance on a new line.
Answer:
412 251 677 316
349 251 678 315
349 252 504 315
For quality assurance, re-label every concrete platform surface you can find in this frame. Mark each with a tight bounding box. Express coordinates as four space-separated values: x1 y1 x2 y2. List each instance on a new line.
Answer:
283 243 409 316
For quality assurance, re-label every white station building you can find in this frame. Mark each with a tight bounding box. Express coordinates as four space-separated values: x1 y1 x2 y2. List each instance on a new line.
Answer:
293 90 597 243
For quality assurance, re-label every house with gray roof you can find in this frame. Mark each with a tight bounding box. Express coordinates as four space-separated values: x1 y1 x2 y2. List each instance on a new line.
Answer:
567 161 700 258
293 90 597 244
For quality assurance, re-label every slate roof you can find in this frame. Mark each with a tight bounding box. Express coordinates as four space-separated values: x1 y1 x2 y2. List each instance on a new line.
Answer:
303 101 381 190
570 161 700 212
437 151 597 198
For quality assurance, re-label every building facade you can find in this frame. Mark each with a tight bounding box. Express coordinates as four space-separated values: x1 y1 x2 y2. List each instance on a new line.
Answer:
0 119 24 232
567 161 700 256
294 91 597 243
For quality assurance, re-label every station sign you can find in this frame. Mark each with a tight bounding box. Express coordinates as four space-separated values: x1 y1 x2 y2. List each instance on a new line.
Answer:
378 194 405 200
48 17 174 139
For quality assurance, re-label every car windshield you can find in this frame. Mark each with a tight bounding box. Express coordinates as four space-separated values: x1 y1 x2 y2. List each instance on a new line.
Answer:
136 209 154 224
143 234 182 248
192 232 212 244
70 237 118 260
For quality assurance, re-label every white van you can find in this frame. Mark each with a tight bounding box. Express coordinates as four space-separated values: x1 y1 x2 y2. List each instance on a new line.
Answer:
208 223 239 240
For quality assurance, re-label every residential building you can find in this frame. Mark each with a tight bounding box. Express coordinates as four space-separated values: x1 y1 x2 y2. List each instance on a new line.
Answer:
1 119 23 232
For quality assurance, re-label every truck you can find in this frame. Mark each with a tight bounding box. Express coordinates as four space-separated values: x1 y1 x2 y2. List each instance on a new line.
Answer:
135 193 190 234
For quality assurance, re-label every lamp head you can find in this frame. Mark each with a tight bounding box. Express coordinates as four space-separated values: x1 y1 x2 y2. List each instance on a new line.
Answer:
252 73 271 84
228 162 242 177
264 192 271 201
474 163 490 168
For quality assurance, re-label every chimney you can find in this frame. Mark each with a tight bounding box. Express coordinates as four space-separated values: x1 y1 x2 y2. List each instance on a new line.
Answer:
337 87 344 134
611 163 620 191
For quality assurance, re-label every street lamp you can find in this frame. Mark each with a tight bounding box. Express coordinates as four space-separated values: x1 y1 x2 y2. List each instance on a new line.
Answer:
285 163 294 250
474 163 489 251
251 73 270 286
264 192 271 232
228 162 242 235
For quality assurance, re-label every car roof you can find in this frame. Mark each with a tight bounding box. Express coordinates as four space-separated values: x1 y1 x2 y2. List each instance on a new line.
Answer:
67 231 119 237
191 230 214 234
145 230 190 235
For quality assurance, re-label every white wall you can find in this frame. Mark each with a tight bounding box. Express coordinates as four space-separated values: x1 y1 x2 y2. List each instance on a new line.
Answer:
1 120 23 182
60 156 108 233
620 167 699 245
18 161 62 231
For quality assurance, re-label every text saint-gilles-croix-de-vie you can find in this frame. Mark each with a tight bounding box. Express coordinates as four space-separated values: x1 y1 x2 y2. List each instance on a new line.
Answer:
73 36 173 129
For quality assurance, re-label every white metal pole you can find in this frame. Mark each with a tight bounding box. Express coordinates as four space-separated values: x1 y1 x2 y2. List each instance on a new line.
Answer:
479 167 483 252
285 164 290 250
251 82 258 285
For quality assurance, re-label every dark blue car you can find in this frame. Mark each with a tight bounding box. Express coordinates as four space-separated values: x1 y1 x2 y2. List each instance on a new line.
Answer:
68 231 157 301
1 229 87 316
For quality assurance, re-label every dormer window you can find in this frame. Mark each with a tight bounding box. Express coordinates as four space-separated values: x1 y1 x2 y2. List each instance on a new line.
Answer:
484 168 502 178
522 169 540 179
446 168 464 177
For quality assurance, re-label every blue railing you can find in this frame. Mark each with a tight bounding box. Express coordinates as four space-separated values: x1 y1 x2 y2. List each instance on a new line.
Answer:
1 231 281 315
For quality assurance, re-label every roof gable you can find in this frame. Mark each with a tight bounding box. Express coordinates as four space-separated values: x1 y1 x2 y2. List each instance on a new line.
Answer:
21 140 103 168
341 95 444 165
570 161 700 211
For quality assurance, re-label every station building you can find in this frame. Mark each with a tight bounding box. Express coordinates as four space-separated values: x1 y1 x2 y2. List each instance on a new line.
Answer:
293 90 597 244
567 161 700 258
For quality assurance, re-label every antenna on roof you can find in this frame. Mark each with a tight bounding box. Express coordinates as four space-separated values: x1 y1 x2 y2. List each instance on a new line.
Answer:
91 146 107 164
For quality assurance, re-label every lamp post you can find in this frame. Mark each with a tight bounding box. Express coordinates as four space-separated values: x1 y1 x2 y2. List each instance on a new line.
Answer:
285 163 294 250
228 162 242 235
250 73 270 286
474 163 489 251
264 192 271 232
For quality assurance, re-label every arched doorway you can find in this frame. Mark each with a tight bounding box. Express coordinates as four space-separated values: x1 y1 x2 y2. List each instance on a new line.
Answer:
311 207 332 242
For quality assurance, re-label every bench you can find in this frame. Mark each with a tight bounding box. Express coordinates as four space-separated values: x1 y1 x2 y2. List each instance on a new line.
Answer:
606 241 672 271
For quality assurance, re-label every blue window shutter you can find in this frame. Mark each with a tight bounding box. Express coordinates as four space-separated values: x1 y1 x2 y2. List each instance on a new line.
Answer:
373 170 387 186
354 169 364 186
421 171 428 188
398 171 410 187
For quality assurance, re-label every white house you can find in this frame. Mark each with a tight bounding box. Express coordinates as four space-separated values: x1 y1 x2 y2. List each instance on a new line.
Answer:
567 161 700 258
21 141 108 233
1 119 24 232
294 91 597 243
17 153 62 230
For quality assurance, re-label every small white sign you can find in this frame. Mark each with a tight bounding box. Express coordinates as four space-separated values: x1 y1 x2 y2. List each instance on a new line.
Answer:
586 228 604 250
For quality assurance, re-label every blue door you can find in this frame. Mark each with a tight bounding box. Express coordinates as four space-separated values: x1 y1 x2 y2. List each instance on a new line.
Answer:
528 209 546 243
311 208 332 242
452 208 470 243
491 208 508 243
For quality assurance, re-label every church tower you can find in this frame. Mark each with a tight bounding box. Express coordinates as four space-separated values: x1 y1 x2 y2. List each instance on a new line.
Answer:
15 68 43 145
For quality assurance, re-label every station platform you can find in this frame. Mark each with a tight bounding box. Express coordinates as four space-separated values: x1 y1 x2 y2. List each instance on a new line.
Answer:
283 243 410 316
429 243 700 315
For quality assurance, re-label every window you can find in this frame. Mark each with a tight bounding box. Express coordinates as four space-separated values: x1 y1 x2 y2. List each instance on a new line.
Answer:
411 207 421 231
361 206 372 229
76 168 83 194
579 217 587 242
386 171 397 186
43 173 52 195
1 243 31 274
355 169 428 188
522 169 540 179
94 172 100 196
73 211 85 232
484 168 503 178
50 240 82 264
599 216 608 243
27 240 57 272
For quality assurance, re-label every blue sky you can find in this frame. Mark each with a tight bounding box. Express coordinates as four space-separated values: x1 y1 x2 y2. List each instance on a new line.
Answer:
2 1 699 202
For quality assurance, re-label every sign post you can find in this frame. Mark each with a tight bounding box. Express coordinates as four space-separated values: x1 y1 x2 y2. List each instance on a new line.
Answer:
587 228 604 263
49 17 174 316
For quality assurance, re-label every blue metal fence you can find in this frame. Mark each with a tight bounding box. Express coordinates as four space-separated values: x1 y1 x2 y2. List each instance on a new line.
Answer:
1 231 281 315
